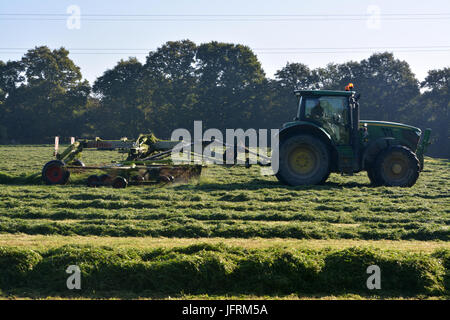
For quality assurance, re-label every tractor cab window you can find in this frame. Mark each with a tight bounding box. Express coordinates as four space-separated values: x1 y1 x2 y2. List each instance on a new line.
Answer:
303 96 350 144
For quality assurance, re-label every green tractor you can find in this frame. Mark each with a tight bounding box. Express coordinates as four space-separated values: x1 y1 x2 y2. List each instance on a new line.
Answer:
274 84 431 187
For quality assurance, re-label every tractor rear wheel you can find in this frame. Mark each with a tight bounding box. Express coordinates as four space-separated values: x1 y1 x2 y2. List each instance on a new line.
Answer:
374 145 420 187
275 134 330 186
42 160 70 185
112 177 128 189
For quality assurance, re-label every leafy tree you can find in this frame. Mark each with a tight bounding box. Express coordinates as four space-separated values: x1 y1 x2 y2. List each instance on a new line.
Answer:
269 63 315 125
143 40 198 136
274 62 315 90
329 53 420 121
0 46 90 142
0 43 448 159
92 57 145 138
194 41 265 130
417 68 449 157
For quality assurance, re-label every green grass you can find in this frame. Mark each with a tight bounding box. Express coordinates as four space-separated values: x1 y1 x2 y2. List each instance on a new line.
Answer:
0 145 448 298
0 244 448 298
0 235 447 253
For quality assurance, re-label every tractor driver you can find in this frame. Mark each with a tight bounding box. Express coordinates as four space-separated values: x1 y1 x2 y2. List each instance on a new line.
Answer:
310 100 324 119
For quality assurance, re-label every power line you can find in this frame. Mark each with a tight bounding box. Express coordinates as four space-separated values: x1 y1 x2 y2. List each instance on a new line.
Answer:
257 49 450 54
1 45 449 50
0 46 449 57
1 13 450 16
0 13 449 22
0 50 449 55
1 18 449 22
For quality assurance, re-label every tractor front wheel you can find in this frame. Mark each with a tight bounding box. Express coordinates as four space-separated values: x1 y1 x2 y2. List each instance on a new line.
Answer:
275 134 330 186
42 160 70 185
374 145 420 187
367 167 381 186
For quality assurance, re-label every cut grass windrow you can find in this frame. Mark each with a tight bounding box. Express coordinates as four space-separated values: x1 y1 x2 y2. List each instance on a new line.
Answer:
0 217 448 240
0 243 449 298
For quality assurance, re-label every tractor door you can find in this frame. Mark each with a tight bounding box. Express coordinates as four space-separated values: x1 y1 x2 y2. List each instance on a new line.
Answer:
302 96 350 145
302 95 355 173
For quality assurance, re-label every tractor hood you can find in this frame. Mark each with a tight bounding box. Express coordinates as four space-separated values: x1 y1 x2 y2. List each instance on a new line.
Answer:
360 120 421 134
360 120 422 151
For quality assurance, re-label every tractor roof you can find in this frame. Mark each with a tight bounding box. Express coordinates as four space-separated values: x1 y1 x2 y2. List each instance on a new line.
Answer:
294 90 355 97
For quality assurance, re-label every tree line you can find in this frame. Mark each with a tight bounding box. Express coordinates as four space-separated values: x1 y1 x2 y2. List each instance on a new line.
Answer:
0 40 448 158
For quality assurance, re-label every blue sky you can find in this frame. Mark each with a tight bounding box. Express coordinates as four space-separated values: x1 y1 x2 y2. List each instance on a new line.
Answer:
1 0 449 85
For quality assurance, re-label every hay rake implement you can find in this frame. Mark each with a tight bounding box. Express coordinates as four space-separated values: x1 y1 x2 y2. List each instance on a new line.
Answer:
42 133 270 188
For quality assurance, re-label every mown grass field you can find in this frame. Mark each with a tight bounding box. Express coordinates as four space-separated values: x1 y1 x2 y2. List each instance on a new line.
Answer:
0 145 448 299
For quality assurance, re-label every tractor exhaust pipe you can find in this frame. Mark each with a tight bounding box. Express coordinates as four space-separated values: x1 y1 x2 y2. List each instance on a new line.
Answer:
351 94 361 171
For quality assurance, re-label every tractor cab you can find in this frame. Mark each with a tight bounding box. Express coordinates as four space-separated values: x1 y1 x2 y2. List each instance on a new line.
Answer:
291 86 361 174
294 89 355 146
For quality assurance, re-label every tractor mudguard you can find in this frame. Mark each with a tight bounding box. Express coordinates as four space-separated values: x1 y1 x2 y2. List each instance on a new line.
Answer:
277 122 338 172
278 121 332 143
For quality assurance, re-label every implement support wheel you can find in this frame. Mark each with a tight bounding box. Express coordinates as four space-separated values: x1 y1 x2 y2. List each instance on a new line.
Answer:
71 159 85 167
112 177 128 189
99 174 113 186
42 160 70 185
87 175 100 187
